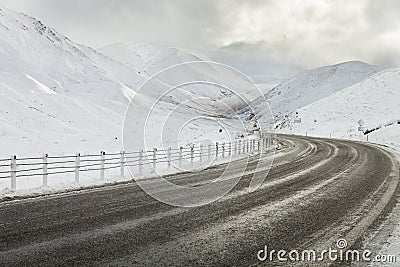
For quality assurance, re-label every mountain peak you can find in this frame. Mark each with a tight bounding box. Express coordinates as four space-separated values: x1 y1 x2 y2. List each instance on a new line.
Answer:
326 60 380 71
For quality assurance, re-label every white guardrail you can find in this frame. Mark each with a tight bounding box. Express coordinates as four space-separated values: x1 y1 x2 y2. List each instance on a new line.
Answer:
0 136 274 191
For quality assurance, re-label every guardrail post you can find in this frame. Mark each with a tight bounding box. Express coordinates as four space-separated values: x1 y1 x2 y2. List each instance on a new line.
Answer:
179 146 183 168
222 142 225 158
139 149 143 174
208 144 211 160
243 140 246 154
190 145 194 164
11 155 17 191
258 139 261 152
238 140 241 155
120 151 125 177
216 142 219 161
200 144 203 164
100 151 105 180
168 147 172 168
43 154 48 187
75 153 80 184
228 142 231 156
153 148 157 168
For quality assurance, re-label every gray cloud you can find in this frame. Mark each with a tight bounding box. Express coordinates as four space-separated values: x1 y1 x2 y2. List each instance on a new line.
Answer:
0 0 399 83
0 0 234 49
364 0 400 34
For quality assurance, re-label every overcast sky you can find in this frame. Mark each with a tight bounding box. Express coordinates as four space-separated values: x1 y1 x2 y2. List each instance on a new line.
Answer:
0 0 399 83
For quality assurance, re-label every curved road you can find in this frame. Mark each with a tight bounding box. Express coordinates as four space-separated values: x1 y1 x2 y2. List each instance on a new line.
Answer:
0 135 399 266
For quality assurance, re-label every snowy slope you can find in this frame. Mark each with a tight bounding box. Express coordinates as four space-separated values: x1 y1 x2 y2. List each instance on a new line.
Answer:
0 7 145 91
99 42 262 104
0 71 140 156
369 123 400 149
0 7 153 156
250 61 380 122
0 7 262 159
276 68 400 148
99 42 163 75
99 42 267 125
99 42 214 76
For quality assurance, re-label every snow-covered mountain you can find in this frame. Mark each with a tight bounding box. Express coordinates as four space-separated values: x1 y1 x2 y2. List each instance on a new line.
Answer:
100 42 266 152
250 61 380 122
99 42 261 105
277 68 400 148
0 7 146 91
0 7 260 156
0 7 153 156
99 42 213 76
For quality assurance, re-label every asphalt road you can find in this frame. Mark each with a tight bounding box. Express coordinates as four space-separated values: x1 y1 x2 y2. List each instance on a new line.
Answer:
0 135 399 266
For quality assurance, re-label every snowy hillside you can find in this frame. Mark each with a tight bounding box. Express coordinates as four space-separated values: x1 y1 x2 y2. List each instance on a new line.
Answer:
0 7 153 156
99 42 213 76
0 7 145 90
99 42 160 75
0 7 262 158
277 68 400 149
0 72 137 156
250 61 380 122
99 42 262 103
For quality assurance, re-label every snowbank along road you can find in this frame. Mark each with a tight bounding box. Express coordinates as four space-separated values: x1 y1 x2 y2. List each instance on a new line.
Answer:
0 135 399 266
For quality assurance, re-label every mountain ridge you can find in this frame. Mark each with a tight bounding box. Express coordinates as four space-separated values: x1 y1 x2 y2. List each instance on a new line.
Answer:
249 60 380 123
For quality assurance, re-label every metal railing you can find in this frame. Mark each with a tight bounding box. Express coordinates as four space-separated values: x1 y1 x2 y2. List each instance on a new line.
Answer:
0 136 274 191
